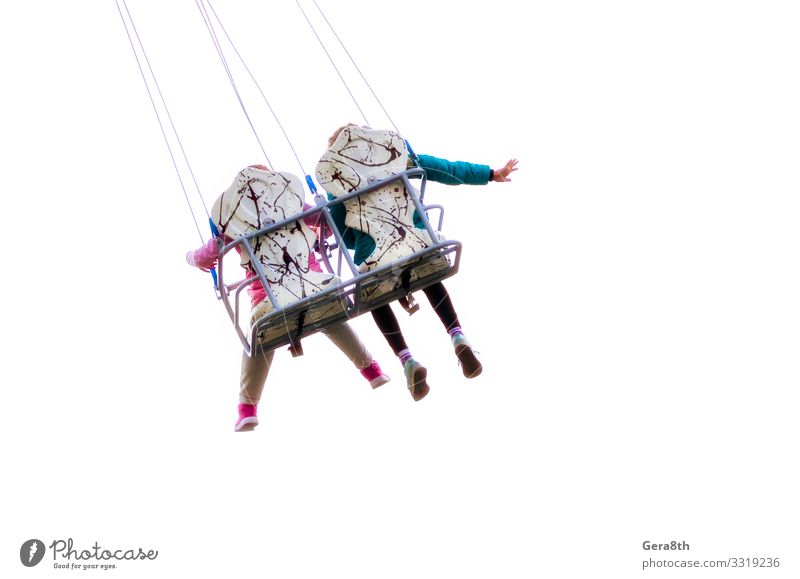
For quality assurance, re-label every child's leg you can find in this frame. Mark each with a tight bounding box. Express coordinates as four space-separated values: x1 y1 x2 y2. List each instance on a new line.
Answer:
371 304 429 401
235 346 274 431
239 346 275 405
421 282 482 378
321 322 391 389
370 304 409 355
321 322 373 369
421 282 460 333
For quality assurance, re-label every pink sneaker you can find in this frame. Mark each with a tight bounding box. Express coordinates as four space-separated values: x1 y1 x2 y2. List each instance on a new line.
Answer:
235 403 259 432
360 360 391 389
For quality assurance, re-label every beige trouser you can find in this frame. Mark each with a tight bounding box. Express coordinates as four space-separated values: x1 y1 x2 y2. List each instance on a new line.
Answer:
239 322 373 404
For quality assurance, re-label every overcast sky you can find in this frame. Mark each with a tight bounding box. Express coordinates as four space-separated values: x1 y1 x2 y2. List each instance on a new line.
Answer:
3 1 799 577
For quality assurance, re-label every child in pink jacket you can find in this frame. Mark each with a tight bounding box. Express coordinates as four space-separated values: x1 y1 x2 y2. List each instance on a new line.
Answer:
187 165 389 432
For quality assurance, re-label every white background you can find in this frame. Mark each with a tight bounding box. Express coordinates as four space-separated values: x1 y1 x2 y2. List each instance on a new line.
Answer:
2 1 799 577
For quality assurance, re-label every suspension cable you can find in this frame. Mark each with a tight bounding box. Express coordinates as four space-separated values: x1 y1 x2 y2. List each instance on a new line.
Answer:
204 0 309 178
115 0 207 240
294 0 370 127
194 0 273 168
311 0 402 136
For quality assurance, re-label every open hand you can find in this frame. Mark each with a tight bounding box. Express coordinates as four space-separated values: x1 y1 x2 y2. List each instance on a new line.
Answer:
492 158 519 182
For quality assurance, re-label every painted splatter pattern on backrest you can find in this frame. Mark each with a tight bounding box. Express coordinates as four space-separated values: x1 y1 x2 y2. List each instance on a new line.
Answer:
211 167 340 323
315 127 440 271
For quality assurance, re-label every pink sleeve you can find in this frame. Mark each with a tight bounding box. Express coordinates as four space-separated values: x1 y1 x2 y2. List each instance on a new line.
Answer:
186 237 223 269
300 204 324 273
301 202 322 229
301 202 333 239
308 251 323 273
301 203 325 273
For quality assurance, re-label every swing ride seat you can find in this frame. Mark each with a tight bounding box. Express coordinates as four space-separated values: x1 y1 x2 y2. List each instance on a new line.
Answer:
315 126 462 315
213 167 351 356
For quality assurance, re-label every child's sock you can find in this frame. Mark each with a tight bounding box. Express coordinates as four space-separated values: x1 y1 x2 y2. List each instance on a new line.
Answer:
398 348 413 365
448 326 464 344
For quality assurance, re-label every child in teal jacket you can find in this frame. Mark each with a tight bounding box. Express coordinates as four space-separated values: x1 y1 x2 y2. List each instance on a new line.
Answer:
322 125 518 400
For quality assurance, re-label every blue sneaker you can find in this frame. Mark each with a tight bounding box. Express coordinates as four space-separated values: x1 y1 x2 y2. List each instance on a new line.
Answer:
452 334 482 378
403 358 430 401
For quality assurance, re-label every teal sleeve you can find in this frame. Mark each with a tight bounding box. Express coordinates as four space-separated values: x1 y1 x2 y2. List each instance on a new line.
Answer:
327 192 356 249
417 154 491 186
327 192 375 264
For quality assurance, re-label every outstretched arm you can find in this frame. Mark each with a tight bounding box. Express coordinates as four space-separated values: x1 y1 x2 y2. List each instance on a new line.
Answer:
417 154 492 185
417 154 519 185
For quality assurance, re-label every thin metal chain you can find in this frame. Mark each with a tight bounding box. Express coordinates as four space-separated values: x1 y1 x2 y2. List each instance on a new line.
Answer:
116 0 208 239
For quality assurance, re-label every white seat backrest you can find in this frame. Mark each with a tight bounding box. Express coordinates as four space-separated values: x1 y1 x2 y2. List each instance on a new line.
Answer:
211 167 338 307
315 126 437 270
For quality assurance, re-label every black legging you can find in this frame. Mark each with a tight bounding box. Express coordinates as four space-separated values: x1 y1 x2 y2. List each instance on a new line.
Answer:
370 282 461 355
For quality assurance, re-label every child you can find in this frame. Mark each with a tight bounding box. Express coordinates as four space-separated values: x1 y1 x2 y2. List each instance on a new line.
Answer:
318 126 518 401
187 164 390 431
